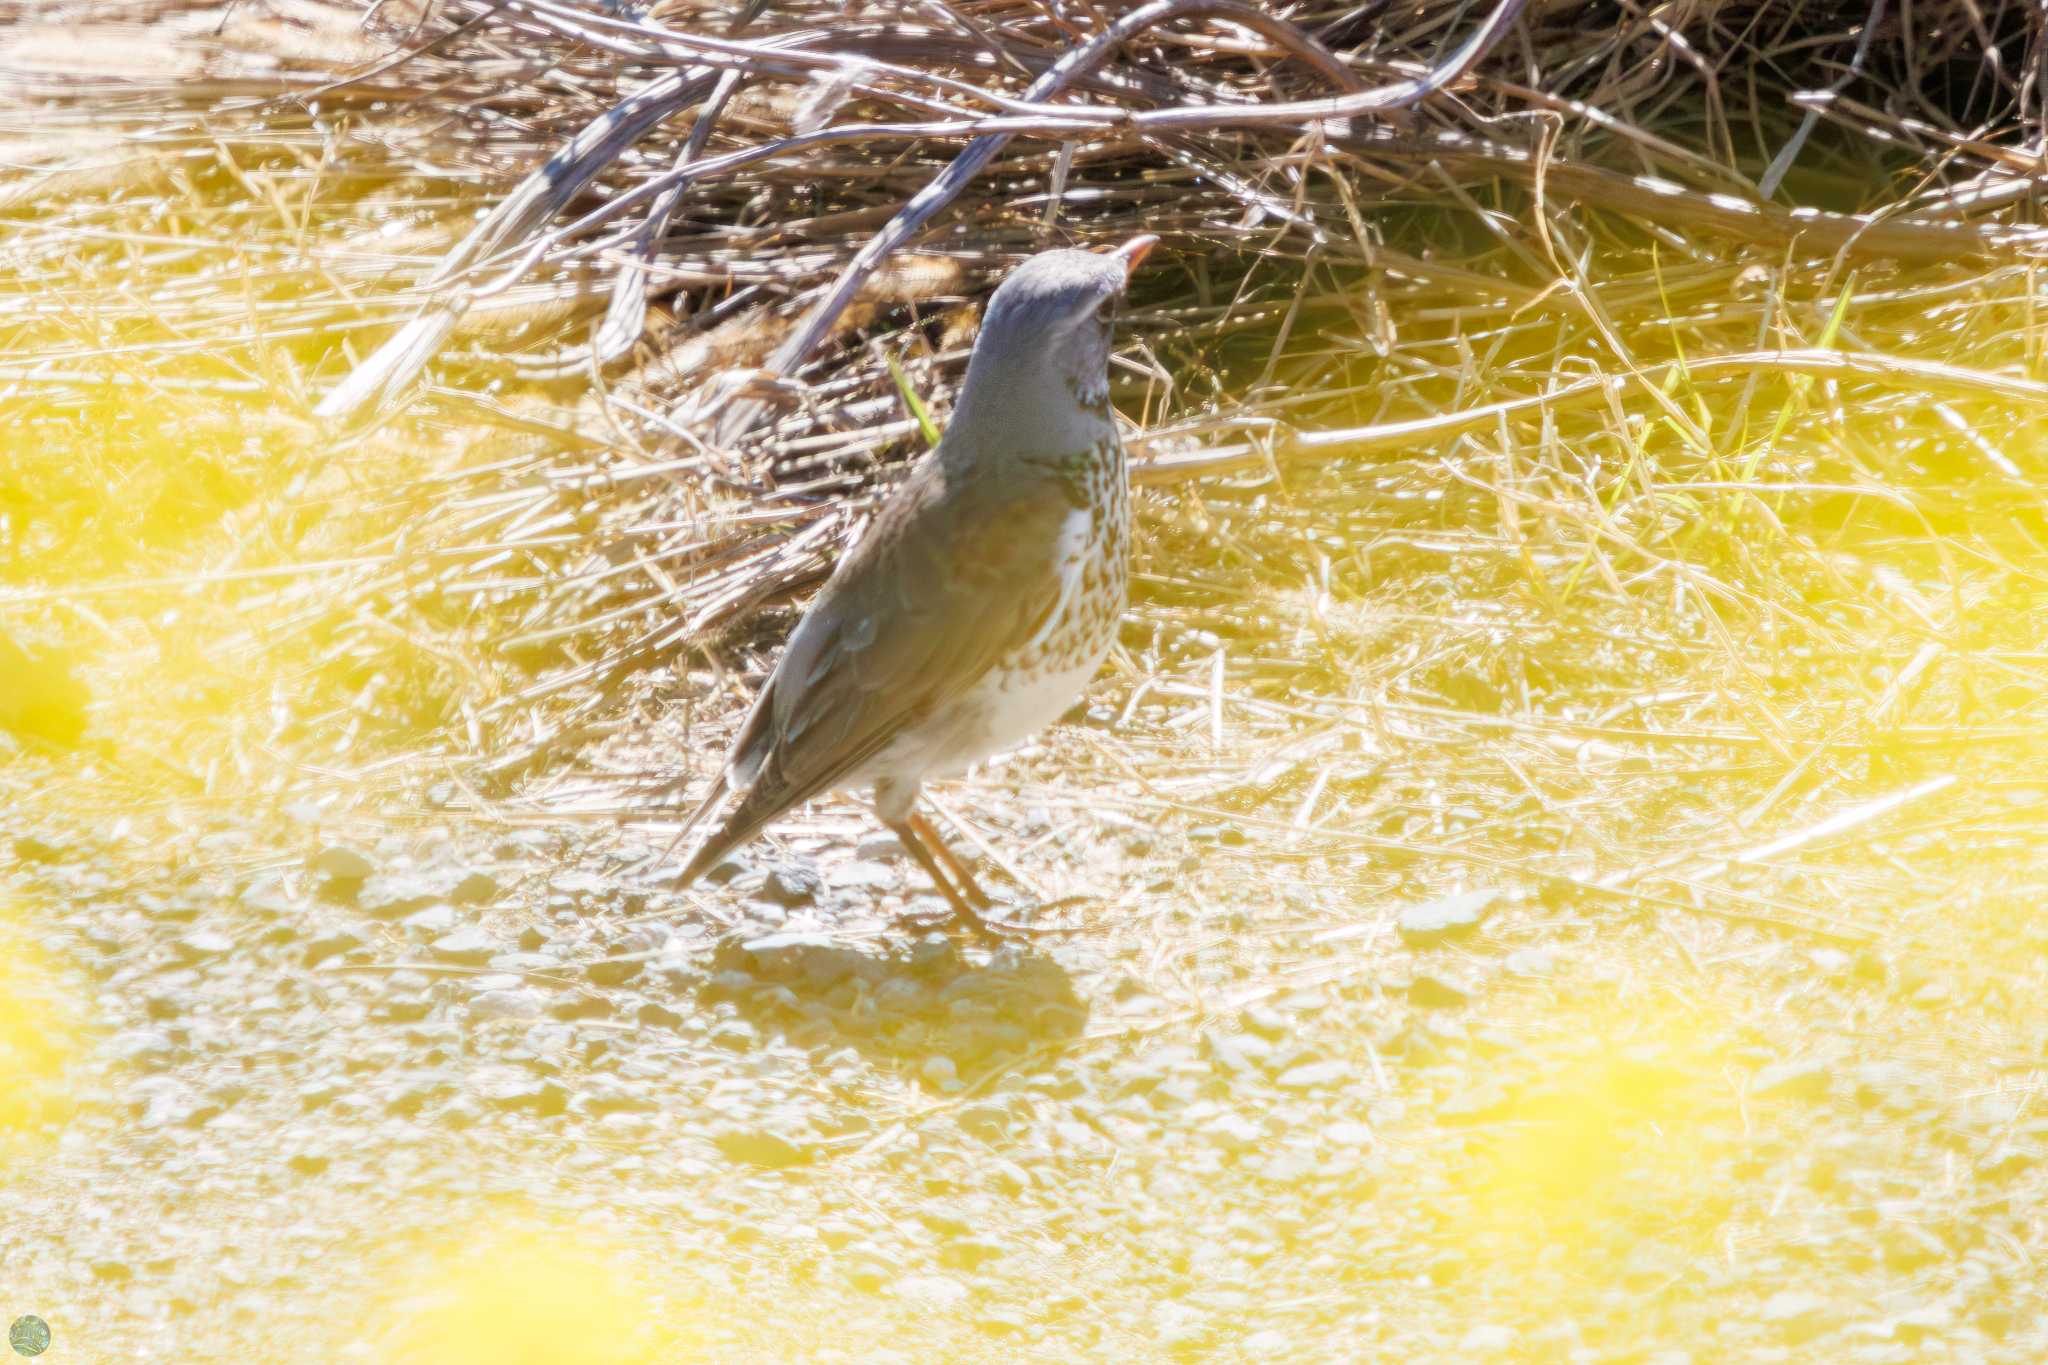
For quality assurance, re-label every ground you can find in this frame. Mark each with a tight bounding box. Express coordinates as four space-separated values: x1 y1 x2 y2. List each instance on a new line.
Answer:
5 428 2048 1360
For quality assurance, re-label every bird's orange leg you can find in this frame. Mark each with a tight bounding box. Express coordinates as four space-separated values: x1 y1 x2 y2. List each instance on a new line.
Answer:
886 818 995 939
907 809 994 908
893 813 1078 940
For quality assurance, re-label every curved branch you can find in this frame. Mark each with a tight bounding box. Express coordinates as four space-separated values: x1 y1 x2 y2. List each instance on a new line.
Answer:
315 66 721 422
711 0 1528 445
594 68 745 366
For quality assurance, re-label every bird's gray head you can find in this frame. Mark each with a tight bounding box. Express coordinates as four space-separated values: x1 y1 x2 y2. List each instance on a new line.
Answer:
947 237 1155 463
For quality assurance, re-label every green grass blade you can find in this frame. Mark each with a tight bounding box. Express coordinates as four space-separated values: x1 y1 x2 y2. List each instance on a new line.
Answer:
886 349 942 448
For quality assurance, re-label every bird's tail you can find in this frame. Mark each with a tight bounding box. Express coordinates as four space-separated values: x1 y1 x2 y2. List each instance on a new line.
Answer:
673 777 794 885
660 772 733 885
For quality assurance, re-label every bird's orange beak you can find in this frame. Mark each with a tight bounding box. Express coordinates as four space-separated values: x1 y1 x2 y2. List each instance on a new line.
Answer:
1108 234 1159 282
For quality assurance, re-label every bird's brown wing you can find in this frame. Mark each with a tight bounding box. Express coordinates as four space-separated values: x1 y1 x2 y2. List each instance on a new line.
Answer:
679 461 1078 879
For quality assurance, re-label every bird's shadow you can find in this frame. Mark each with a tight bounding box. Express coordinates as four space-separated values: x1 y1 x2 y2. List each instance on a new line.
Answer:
696 928 1089 1087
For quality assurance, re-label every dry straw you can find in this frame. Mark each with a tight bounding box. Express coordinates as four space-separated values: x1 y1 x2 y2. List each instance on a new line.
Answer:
4 0 2047 942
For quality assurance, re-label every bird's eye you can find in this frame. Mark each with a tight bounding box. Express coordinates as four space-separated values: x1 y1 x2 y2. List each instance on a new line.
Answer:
1095 296 1118 325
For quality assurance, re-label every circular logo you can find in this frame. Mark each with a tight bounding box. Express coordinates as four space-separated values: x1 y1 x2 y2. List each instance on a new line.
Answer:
7 1317 48 1358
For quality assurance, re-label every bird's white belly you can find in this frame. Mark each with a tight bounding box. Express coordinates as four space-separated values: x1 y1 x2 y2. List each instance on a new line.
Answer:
956 657 1103 772
863 652 1102 785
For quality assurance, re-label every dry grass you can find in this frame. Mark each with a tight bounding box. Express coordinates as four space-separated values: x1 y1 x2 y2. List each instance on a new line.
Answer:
3 0 2048 926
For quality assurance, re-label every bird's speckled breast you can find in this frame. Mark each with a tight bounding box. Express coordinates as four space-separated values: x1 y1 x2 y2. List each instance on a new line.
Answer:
872 433 1128 783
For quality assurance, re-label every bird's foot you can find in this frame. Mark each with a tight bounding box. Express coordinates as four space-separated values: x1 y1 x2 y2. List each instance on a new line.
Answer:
895 896 1087 942
981 900 1097 939
891 901 959 932
974 912 1078 940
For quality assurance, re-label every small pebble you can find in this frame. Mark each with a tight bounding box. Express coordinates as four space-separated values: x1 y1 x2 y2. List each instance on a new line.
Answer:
470 988 545 1022
431 929 497 965
302 931 362 968
402 905 458 935
921 1055 963 1093
1275 1060 1347 1091
175 930 234 962
584 956 645 987
709 1019 758 1051
1752 1057 1832 1102
1201 1112 1263 1153
827 860 899 892
1408 972 1471 1009
1761 1290 1830 1343
713 1126 809 1168
760 867 822 907
450 871 500 904
308 845 375 886
892 1273 969 1309
1457 1325 1516 1353
1396 889 1497 946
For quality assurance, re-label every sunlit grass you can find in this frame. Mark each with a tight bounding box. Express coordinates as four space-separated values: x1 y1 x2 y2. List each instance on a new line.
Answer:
0 368 509 798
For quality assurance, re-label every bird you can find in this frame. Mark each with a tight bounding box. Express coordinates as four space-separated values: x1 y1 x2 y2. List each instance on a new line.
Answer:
673 235 1157 935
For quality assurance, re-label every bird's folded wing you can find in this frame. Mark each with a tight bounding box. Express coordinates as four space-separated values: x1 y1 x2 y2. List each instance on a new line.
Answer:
730 465 1078 817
